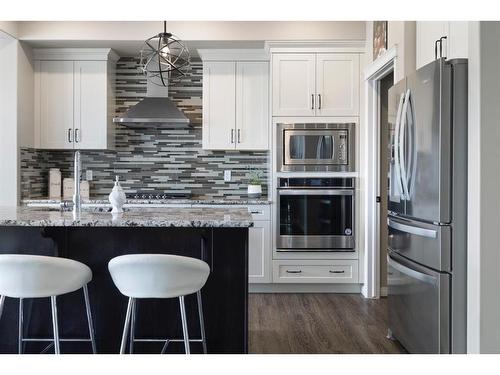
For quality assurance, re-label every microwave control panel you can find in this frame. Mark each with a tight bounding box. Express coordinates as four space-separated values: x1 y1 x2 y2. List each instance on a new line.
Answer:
338 133 348 164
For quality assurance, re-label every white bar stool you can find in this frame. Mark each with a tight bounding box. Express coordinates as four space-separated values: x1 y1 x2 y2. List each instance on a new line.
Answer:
108 254 210 354
0 254 96 354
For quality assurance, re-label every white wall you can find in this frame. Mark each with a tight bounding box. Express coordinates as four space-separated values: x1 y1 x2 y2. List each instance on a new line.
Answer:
467 20 500 354
365 21 416 83
0 31 19 205
17 21 366 42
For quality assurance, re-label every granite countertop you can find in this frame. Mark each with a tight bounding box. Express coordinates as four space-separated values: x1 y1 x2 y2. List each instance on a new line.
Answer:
0 206 254 228
22 196 272 206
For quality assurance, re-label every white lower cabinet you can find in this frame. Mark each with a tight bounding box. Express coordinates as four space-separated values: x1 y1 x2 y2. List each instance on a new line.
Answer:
248 221 271 283
248 205 271 283
272 259 358 284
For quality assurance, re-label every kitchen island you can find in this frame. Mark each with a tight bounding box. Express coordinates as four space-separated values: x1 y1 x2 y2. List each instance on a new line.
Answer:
0 206 252 354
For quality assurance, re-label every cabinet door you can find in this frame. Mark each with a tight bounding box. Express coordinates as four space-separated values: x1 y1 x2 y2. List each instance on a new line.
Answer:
202 62 236 150
74 61 108 149
38 60 74 149
316 54 359 116
448 22 468 60
236 62 269 150
416 21 449 69
272 54 315 116
248 220 271 283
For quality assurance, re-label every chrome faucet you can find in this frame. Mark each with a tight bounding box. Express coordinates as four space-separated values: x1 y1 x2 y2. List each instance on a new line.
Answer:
73 150 82 214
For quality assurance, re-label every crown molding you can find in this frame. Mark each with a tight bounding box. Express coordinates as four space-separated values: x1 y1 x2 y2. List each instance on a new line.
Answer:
33 48 119 62
265 40 366 54
197 48 269 61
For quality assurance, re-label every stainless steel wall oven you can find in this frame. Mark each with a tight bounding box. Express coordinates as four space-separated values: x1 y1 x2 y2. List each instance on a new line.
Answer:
276 177 355 251
277 123 355 172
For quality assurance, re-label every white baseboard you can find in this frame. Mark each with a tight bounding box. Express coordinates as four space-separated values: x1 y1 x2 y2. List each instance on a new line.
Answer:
380 286 388 297
249 283 362 293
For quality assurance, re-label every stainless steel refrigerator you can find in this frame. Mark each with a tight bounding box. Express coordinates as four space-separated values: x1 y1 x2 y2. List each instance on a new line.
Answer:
386 58 467 354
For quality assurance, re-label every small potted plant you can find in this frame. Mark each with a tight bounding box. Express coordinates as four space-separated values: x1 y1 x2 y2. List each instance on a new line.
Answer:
247 170 263 198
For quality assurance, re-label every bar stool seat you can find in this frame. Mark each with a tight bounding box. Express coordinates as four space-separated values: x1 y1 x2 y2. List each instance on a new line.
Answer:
0 254 97 354
108 254 210 354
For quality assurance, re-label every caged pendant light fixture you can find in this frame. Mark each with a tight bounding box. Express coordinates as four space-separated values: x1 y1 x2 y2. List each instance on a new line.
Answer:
140 21 191 86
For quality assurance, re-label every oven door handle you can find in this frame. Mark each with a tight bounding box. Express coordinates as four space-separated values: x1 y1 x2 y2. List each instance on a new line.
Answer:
277 189 354 196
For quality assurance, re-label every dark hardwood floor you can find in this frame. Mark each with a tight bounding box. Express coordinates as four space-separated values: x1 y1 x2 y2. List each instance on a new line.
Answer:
248 293 406 354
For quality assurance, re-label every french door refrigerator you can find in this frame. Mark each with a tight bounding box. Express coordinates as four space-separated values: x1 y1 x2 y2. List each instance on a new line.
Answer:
386 58 467 354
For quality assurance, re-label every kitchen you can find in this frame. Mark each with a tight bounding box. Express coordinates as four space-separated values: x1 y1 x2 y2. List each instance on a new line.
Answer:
1 4 500 368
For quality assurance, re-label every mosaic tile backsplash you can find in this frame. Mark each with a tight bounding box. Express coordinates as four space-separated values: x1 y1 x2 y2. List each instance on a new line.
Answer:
20 58 269 199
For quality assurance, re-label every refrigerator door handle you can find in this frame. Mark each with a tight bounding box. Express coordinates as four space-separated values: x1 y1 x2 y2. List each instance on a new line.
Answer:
399 89 411 200
388 217 438 239
406 92 417 199
387 254 437 285
394 93 406 200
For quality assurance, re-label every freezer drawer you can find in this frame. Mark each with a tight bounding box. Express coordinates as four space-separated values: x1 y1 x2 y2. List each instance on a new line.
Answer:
388 252 450 354
388 215 451 272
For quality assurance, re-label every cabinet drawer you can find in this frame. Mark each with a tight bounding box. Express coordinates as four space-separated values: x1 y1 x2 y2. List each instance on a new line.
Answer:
272 260 358 284
247 205 271 221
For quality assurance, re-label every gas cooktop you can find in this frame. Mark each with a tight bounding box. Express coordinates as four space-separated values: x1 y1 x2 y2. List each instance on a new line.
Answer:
126 191 192 200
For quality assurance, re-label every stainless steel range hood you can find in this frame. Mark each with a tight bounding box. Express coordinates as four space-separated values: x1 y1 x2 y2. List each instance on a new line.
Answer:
113 76 190 127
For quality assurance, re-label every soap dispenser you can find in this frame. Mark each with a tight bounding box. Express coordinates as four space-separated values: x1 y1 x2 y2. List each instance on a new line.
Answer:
109 176 126 214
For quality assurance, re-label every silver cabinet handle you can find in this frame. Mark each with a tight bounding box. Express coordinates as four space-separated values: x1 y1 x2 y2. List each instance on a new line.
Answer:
286 270 302 274
237 129 241 143
311 94 315 110
231 129 234 144
329 270 345 274
318 94 322 109
74 128 80 143
68 128 73 143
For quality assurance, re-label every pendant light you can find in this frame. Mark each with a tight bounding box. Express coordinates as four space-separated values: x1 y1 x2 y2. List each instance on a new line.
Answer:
140 21 191 86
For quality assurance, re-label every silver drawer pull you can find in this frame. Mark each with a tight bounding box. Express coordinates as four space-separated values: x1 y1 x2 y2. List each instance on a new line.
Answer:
250 211 263 214
286 270 302 274
329 270 345 274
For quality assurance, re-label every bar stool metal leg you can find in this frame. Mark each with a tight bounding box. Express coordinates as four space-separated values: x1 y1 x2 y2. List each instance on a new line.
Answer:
83 285 97 354
129 299 136 354
0 295 5 321
196 291 207 354
51 296 60 354
18 298 23 354
179 296 190 354
120 297 134 354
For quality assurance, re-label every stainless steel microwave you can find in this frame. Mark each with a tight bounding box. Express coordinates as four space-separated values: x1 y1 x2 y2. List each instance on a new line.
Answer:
277 123 355 172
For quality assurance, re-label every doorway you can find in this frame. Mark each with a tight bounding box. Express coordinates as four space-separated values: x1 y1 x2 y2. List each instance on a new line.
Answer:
378 71 393 295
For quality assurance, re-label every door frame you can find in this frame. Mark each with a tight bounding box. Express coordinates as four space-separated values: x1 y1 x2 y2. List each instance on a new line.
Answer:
361 46 398 299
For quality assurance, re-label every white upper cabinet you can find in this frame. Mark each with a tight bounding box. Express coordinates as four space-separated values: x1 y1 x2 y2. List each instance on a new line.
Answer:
236 62 269 150
416 21 469 70
38 60 74 149
272 53 360 117
202 61 236 150
74 61 109 149
272 54 315 116
34 48 117 150
316 54 359 117
201 50 269 151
